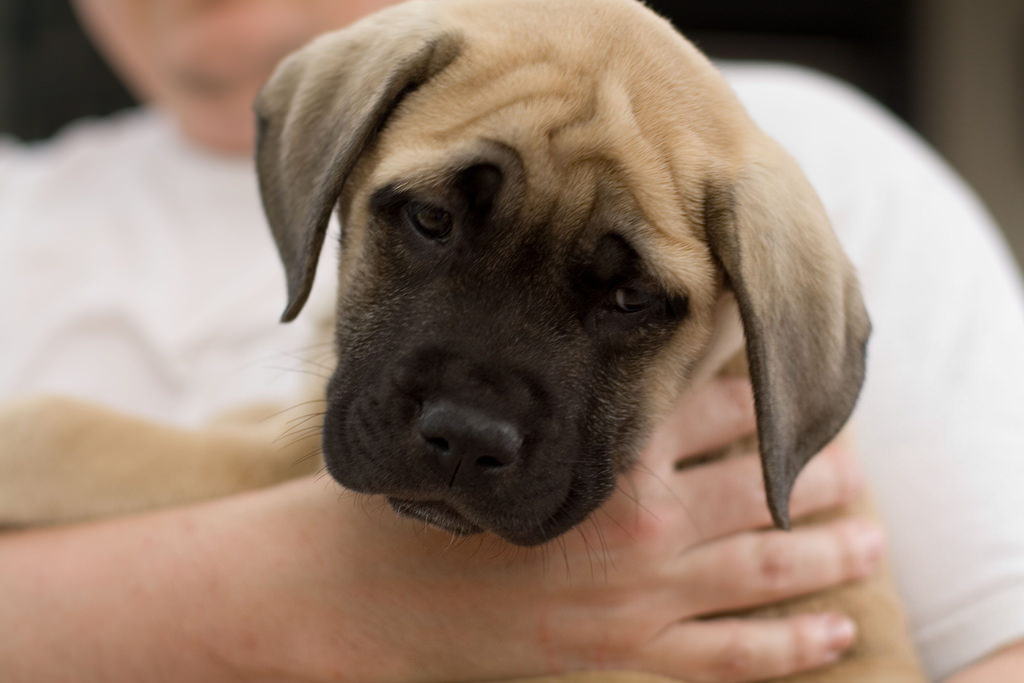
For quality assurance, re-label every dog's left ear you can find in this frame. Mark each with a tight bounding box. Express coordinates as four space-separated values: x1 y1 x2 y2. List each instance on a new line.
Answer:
254 2 461 321
704 137 871 530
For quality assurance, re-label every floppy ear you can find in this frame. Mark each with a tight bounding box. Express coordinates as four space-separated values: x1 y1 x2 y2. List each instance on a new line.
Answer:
704 138 871 530
254 2 461 321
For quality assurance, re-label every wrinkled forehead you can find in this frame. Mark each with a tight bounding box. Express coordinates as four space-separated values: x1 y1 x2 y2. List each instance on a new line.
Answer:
365 137 717 296
363 67 723 295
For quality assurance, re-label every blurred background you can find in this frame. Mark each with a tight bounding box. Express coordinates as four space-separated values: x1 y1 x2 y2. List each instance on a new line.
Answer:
1 0 1021 266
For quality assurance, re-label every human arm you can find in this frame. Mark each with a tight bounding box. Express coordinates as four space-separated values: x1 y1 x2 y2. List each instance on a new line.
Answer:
0 377 879 683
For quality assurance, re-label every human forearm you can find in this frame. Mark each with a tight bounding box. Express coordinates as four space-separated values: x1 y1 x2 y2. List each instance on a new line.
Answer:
0 479 382 683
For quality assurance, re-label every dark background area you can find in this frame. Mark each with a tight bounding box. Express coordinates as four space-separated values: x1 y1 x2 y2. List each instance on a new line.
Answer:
1 0 1021 264
656 0 915 122
0 0 135 141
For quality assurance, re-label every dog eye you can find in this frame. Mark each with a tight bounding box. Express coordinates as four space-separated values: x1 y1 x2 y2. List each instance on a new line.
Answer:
612 287 654 313
407 202 453 240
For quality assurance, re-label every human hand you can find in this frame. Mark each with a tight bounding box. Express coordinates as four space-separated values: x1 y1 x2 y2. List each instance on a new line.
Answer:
277 376 878 682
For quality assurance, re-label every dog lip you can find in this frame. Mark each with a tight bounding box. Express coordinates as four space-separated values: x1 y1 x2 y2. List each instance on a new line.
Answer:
387 483 597 547
387 497 483 535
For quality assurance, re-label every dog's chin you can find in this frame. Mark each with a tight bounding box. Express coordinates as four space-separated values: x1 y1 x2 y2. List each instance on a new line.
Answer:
387 497 484 536
386 487 600 547
386 496 574 546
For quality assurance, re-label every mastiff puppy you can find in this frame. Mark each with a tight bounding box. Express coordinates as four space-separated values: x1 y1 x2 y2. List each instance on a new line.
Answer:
0 0 923 680
251 0 923 680
256 0 864 545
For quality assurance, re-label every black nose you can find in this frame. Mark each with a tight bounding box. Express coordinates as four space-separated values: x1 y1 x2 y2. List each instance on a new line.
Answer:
419 400 524 485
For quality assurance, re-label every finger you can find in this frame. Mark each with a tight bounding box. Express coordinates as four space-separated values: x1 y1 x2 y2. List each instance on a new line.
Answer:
640 377 756 469
788 444 866 519
672 518 885 618
665 442 864 542
640 612 856 683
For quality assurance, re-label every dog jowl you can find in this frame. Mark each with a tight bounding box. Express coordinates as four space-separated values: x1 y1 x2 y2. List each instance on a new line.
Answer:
254 0 870 546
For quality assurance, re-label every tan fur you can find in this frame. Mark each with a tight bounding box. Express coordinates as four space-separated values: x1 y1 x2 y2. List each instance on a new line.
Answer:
0 395 320 526
1 0 923 680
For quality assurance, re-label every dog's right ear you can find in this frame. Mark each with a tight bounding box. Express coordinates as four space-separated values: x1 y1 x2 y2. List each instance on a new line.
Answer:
255 2 462 321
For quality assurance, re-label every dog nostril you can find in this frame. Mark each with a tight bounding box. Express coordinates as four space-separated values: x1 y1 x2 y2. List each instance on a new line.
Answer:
427 436 451 453
475 455 505 469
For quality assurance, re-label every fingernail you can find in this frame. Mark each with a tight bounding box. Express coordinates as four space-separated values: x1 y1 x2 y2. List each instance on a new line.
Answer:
822 614 857 653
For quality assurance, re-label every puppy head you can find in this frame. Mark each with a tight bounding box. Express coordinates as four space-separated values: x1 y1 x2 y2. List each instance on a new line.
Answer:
255 0 870 544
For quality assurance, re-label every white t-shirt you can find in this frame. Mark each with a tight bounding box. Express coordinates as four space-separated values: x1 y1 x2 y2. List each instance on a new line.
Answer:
2 65 1023 680
0 108 337 426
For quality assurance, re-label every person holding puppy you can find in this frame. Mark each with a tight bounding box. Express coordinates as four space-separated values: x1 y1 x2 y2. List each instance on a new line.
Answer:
1 1 1023 682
